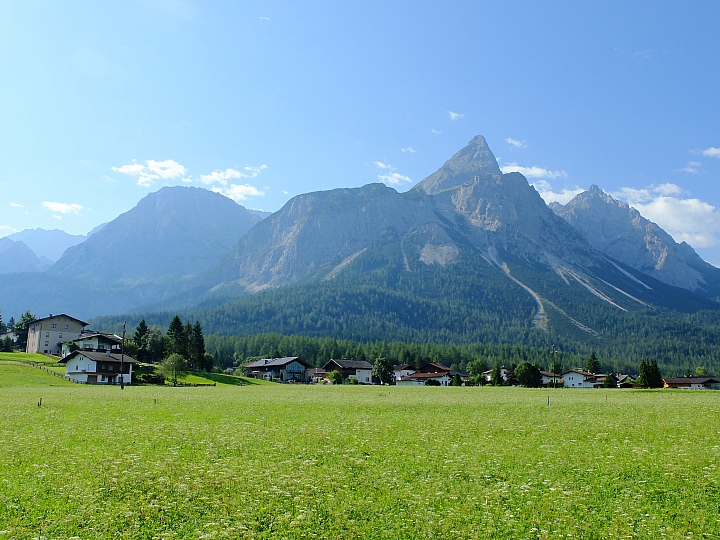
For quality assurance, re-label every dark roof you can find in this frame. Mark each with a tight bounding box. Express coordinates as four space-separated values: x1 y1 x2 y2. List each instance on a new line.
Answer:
663 377 720 385
323 359 373 370
539 371 561 377
417 362 453 373
561 370 595 377
409 372 450 380
61 350 137 364
244 357 310 369
29 314 89 326
59 331 122 345
393 364 414 371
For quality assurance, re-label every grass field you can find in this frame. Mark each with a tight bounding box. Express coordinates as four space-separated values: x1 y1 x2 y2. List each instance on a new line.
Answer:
1 360 719 539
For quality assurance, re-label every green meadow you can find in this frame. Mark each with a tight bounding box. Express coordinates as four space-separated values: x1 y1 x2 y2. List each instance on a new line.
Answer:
1 360 719 539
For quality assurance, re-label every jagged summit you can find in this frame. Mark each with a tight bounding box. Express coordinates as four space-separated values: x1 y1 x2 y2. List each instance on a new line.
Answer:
557 187 720 295
413 135 502 195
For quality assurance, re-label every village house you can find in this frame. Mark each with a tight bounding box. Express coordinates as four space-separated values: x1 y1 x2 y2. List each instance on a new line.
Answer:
322 359 374 384
539 371 562 386
393 363 416 381
60 330 123 358
26 314 87 356
243 357 310 382
663 377 720 390
401 371 452 386
60 350 137 385
483 366 513 384
307 368 328 383
561 370 600 388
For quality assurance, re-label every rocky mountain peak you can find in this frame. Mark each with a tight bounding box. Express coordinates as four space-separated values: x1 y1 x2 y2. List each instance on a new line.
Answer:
413 135 502 195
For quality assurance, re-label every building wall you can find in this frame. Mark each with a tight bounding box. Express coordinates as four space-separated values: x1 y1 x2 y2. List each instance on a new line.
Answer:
394 369 415 381
27 316 84 355
65 353 132 384
354 368 372 384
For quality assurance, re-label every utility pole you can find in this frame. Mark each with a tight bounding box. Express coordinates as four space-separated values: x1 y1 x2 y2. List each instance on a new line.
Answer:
120 321 126 390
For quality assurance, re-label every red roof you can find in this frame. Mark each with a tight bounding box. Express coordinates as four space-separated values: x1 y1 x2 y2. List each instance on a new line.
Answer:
409 372 450 380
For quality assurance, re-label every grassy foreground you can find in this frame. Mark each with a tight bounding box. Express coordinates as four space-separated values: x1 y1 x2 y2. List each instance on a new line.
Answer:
1 366 719 538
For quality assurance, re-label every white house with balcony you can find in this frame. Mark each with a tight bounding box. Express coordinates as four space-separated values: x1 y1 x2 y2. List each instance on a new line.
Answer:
60 350 136 384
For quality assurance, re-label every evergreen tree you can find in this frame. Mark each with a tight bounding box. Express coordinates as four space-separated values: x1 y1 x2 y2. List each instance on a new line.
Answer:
585 353 601 374
647 359 664 388
166 315 188 358
2 336 12 352
636 359 649 386
189 322 207 371
147 326 165 362
0 311 5 335
490 364 502 386
603 372 616 388
451 373 463 386
133 319 149 362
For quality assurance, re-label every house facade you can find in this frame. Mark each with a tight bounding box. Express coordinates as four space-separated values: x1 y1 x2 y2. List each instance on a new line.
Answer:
393 363 416 381
406 372 452 386
61 331 122 358
322 359 374 383
483 366 513 384
561 370 599 388
61 350 136 384
26 314 87 356
243 357 310 382
540 371 562 386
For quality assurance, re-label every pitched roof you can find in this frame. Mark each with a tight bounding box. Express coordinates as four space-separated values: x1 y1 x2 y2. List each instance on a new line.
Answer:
663 377 720 385
417 362 453 373
61 350 137 364
539 371 561 377
29 314 89 326
244 357 309 369
59 331 122 345
409 372 450 380
323 359 373 370
393 364 414 371
561 370 595 377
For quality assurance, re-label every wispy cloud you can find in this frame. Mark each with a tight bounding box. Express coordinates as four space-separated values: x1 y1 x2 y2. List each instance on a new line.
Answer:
259 16 271 20
9 202 23 208
679 161 702 174
200 165 267 186
43 201 83 215
500 163 568 180
505 138 527 149
211 184 265 202
431 129 443 134
531 179 584 205
112 159 187 187
401 147 416 153
374 161 412 186
0 225 18 233
448 111 464 120
611 183 720 248
700 147 720 158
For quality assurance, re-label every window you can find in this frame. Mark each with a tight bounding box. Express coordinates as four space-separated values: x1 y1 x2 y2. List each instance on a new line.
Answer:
64 325 68 329
59 333 63 339
44 341 49 346
45 332 49 338
51 324 57 328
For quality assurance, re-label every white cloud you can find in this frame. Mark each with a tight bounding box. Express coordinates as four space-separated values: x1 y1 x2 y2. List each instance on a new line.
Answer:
211 184 265 202
374 161 412 186
112 159 187 187
680 161 702 174
531 179 584 205
10 202 23 208
500 163 568 180
612 184 720 248
505 138 527 149
200 165 267 186
283 190 289 195
53 215 63 220
0 225 18 233
259 16 271 20
448 111 464 120
431 129 443 134
701 147 720 158
43 201 83 214
401 147 416 153
378 172 412 185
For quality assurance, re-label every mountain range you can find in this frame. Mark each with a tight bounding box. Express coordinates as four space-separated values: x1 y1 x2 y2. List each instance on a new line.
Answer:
2 136 719 364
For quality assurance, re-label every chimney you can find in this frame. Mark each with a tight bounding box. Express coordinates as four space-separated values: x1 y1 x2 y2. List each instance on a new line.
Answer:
106 350 111 356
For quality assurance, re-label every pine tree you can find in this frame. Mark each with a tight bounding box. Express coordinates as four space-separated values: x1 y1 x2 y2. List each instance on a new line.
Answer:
133 319 149 362
490 364 502 386
189 322 207 370
603 372 615 388
166 315 187 358
585 353 601 374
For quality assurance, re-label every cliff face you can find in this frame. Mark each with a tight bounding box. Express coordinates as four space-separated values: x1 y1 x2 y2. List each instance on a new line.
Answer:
555 185 720 296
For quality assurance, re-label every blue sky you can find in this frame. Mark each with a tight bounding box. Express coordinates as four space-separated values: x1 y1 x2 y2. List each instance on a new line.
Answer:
2 1 720 264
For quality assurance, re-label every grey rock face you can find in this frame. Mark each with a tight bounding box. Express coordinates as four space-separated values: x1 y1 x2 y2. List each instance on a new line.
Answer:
49 186 262 285
413 135 502 195
557 185 720 294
